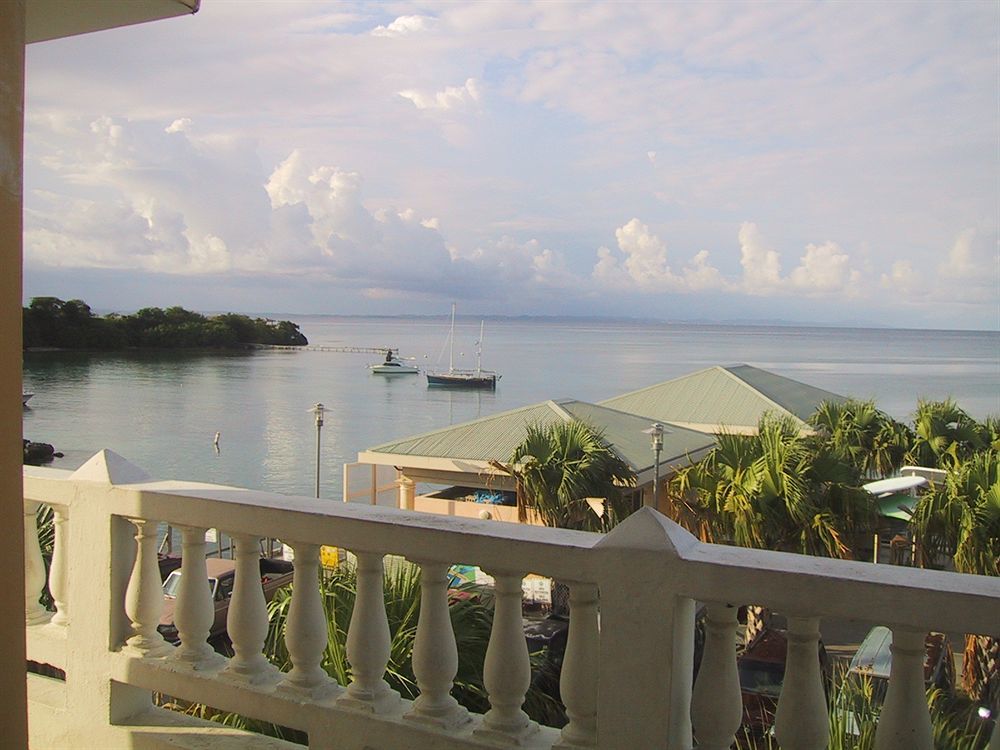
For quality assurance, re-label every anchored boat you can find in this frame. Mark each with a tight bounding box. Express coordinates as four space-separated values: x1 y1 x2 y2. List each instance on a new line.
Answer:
426 304 500 389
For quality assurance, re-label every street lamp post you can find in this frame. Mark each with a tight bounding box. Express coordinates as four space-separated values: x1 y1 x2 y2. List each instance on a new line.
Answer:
644 422 664 508
309 403 325 498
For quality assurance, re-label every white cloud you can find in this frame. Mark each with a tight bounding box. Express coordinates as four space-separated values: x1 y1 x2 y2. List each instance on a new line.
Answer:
398 78 481 112
880 260 919 294
788 241 857 294
372 15 435 38
593 218 727 293
940 228 977 279
738 222 783 293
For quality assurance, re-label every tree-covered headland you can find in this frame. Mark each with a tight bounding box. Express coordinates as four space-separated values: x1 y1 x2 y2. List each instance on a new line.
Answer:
22 297 308 349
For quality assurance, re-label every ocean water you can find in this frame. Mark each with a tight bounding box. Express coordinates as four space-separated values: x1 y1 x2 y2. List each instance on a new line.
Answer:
22 317 999 499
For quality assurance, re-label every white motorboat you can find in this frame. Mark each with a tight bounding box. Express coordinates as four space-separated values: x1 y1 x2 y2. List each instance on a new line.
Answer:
369 350 419 374
22 392 33 405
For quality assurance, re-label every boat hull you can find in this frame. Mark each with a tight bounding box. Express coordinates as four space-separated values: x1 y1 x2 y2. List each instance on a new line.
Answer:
426 372 499 389
369 364 418 374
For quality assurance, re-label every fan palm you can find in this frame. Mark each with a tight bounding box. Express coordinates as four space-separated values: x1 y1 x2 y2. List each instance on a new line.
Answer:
669 414 872 558
910 449 1000 702
810 399 912 479
509 420 636 532
907 399 989 470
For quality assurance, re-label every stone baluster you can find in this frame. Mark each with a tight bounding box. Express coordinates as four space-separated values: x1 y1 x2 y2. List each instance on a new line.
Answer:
474 571 538 744
873 628 933 750
172 526 224 668
773 616 829 750
338 551 399 713
122 518 172 657
282 542 338 699
224 533 280 685
24 500 50 625
554 582 599 749
405 561 469 728
46 506 70 627
691 603 742 750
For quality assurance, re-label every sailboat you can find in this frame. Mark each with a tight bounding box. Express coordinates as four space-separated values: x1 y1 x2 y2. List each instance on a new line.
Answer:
426 304 500 389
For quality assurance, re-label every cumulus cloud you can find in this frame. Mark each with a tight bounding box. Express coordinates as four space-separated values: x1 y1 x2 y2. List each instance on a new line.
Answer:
398 78 481 112
940 228 977 279
593 218 727 292
738 222 783 292
372 15 435 37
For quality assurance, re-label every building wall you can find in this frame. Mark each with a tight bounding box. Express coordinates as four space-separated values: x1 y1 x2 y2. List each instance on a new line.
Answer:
0 3 29 748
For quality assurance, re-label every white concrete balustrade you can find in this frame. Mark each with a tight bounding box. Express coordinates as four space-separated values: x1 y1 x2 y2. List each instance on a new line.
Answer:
22 451 1000 750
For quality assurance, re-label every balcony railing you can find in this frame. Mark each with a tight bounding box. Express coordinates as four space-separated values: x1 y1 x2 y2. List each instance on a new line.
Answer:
24 450 1000 750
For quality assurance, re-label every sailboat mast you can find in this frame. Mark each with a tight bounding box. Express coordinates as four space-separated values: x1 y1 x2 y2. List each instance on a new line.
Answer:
476 320 484 375
448 302 456 373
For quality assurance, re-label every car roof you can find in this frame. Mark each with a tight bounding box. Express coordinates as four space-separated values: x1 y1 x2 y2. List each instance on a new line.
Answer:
849 626 893 678
205 557 237 576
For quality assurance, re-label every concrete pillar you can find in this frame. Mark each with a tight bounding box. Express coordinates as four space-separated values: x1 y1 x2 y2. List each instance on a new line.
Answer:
397 473 415 510
0 2 28 748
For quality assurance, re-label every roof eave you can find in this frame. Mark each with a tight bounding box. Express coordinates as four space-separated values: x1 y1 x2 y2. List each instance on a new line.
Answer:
26 0 199 44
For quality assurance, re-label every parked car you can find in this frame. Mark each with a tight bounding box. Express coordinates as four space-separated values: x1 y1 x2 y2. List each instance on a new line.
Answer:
846 625 954 697
737 627 830 736
836 625 955 737
158 556 294 645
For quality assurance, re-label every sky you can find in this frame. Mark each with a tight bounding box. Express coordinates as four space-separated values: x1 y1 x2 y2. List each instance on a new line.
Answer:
22 1 1000 329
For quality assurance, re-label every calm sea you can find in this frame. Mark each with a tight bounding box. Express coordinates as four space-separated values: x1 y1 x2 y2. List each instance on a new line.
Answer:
22 317 1000 499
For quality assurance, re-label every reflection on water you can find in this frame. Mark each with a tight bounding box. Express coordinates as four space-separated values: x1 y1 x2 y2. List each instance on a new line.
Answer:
23 319 999 499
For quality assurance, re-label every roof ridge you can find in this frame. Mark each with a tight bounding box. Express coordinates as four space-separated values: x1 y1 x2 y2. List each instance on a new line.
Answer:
598 365 720 404
716 365 803 424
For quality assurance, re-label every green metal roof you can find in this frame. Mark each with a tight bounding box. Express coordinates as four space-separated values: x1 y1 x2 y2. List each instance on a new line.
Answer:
364 399 714 473
599 364 846 431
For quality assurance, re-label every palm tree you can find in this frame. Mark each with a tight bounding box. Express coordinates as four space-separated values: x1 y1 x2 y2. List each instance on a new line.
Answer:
669 414 873 642
809 399 912 479
910 449 1000 703
669 414 872 558
509 420 637 533
907 399 989 470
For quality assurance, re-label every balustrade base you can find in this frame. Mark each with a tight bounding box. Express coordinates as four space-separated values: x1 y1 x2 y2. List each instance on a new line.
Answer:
278 678 342 703
337 684 402 715
26 610 53 627
473 718 540 746
169 650 227 673
121 637 174 659
404 702 472 731
220 661 283 689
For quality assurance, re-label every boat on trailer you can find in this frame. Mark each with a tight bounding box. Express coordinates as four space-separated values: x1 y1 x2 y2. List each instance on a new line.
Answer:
426 305 500 389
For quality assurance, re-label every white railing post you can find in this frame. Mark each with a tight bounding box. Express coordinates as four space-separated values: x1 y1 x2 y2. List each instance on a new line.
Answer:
46 505 69 627
122 518 172 657
223 533 280 685
773 615 829 750
873 628 934 750
405 560 470 729
282 541 339 699
554 581 599 749
691 603 742 750
172 526 224 668
595 510 696 750
338 551 400 713
24 500 50 625
474 570 539 745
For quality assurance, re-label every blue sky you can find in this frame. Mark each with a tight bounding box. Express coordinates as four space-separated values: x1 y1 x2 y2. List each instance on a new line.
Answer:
22 1 999 329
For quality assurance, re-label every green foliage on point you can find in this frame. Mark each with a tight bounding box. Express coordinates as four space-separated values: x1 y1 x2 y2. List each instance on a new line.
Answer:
22 297 307 349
